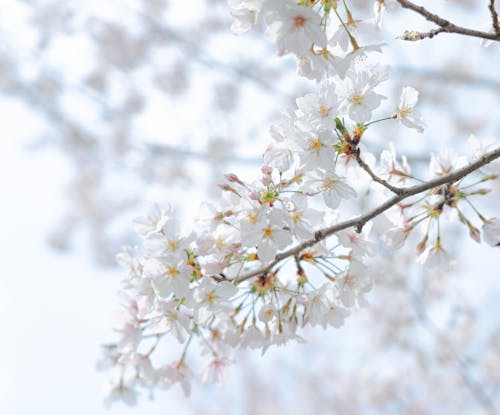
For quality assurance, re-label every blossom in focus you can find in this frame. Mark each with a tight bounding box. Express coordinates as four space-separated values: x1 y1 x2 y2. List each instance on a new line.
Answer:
265 3 327 56
395 86 425 133
337 68 385 123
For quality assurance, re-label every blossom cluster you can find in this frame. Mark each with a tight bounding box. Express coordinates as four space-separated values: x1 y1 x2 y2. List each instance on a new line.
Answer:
100 0 500 405
380 135 500 267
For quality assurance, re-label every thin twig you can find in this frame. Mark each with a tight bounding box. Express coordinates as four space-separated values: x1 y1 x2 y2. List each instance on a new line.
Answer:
415 27 447 40
396 0 500 41
233 146 500 284
355 152 405 195
489 0 500 35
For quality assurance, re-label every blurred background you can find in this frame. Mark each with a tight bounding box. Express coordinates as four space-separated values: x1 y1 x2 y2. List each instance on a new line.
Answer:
1 0 499 413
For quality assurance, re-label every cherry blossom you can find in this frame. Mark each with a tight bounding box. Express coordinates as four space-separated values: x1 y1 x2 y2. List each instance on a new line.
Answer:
99 0 500 404
482 218 500 247
395 86 425 133
337 68 385 123
265 2 327 56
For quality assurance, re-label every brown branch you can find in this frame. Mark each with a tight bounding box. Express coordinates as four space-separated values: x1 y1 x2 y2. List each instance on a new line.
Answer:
354 152 406 195
415 27 447 40
489 0 500 35
232 146 500 284
396 0 500 41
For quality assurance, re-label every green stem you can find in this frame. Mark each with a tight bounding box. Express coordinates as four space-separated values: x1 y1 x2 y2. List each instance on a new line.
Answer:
333 8 359 50
364 115 396 127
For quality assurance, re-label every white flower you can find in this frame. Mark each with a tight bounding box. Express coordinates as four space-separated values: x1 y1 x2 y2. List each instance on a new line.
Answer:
228 0 262 9
116 246 142 280
296 49 340 81
265 3 326 56
114 319 141 354
258 222 292 262
159 362 193 396
383 226 410 250
337 68 385 123
418 240 451 270
201 357 233 385
304 170 357 208
395 86 425 132
193 278 238 324
330 18 379 52
103 379 138 408
112 293 142 353
258 303 277 323
230 8 258 34
240 208 292 262
228 0 263 34
467 135 500 175
379 143 412 184
302 284 331 328
206 224 239 257
263 142 293 172
240 324 266 349
337 230 376 258
334 43 385 78
336 260 373 307
146 258 191 299
482 218 500 247
295 80 339 129
365 63 390 87
293 127 337 171
133 203 172 238
263 320 304 354
147 301 191 343
324 305 349 328
143 228 191 258
373 0 397 29
133 354 158 384
285 194 324 240
429 149 467 177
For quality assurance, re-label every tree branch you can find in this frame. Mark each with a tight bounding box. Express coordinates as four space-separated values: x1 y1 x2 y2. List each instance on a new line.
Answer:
354 152 406 195
232 146 500 284
396 0 500 41
489 0 500 35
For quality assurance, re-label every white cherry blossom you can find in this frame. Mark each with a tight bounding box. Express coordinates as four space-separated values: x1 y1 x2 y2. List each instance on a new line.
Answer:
133 203 173 238
337 68 385 123
467 135 500 175
395 86 425 133
295 80 339 129
303 170 357 208
265 2 327 56
293 127 337 171
418 239 452 270
285 194 324 240
240 208 292 263
429 149 468 177
193 278 238 324
482 218 500 247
